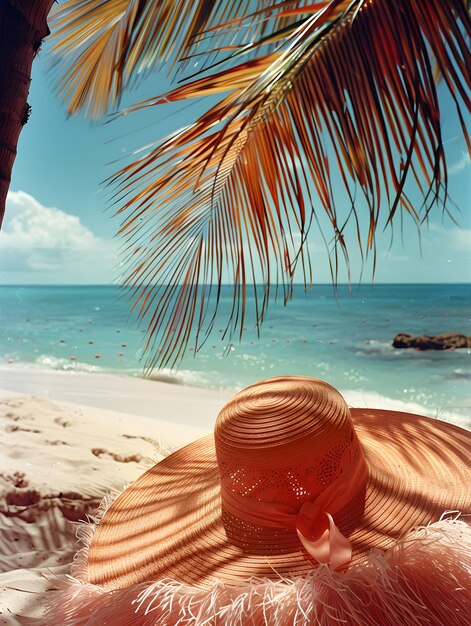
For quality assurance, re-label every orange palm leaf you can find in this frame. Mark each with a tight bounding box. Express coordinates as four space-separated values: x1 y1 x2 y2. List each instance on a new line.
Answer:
108 0 470 370
49 0 314 118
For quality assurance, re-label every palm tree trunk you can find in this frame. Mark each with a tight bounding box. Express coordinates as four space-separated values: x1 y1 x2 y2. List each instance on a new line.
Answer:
0 0 54 228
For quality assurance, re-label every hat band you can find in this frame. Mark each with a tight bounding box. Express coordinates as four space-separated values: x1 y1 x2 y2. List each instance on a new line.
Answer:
220 450 368 570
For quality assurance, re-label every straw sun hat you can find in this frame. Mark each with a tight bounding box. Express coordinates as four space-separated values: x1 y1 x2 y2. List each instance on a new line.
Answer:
51 377 471 625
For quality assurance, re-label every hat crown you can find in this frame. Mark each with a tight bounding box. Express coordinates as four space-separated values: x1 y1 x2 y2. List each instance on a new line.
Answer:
215 376 362 515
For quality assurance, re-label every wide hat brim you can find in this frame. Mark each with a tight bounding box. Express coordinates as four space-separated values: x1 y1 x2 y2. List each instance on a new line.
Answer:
85 407 470 591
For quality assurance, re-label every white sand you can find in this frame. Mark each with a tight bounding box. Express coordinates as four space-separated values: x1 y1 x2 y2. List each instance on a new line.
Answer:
0 365 231 425
0 371 230 624
0 368 468 624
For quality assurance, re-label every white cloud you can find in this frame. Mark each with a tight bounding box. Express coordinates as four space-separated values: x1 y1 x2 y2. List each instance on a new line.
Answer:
0 191 118 281
450 228 471 252
380 251 408 262
427 223 471 252
448 152 470 176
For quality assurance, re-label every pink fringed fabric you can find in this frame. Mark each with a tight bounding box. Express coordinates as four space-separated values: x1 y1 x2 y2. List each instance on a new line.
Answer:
47 509 471 626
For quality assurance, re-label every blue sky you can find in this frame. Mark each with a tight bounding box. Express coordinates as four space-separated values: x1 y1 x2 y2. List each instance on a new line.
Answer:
0 41 469 285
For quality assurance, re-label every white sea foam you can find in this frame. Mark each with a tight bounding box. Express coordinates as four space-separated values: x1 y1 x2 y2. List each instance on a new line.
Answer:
142 367 211 388
449 368 471 380
354 339 400 358
342 388 470 430
35 354 102 373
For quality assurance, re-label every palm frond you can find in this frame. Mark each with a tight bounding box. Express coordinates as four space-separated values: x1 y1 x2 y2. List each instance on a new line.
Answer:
111 0 470 370
49 0 317 118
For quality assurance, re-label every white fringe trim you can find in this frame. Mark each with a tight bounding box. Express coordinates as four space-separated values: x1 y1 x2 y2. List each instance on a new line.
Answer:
46 507 471 625
71 490 121 583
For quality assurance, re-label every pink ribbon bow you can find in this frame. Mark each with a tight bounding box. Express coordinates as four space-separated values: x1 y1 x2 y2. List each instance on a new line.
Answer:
295 501 353 569
220 451 368 569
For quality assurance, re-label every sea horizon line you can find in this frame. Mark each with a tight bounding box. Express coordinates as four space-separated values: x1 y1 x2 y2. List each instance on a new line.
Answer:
1 282 470 288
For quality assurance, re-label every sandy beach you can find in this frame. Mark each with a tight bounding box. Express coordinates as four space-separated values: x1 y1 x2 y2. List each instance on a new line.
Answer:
0 368 469 624
0 371 230 624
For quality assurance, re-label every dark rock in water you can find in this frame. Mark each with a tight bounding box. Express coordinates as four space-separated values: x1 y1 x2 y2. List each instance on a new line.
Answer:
393 333 415 349
392 333 471 350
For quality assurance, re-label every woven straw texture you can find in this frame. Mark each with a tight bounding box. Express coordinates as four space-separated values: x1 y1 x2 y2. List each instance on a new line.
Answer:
85 377 471 590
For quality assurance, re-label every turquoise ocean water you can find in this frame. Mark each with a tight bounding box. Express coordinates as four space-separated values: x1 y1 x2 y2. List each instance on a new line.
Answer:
0 284 469 418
